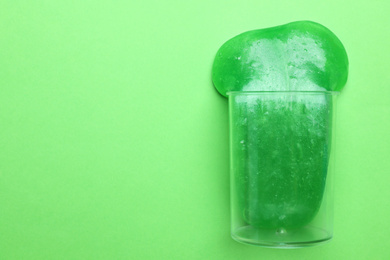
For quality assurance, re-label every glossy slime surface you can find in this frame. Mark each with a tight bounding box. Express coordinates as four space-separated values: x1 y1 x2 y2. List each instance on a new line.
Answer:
213 21 348 229
212 21 348 96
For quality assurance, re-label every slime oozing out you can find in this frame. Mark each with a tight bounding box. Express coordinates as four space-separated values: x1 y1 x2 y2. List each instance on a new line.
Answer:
213 21 348 229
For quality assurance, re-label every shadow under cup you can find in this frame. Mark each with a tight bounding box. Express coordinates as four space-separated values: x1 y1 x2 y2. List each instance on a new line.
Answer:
228 91 338 248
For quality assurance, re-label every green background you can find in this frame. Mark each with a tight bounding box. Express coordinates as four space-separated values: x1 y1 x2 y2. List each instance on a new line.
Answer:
1 0 389 259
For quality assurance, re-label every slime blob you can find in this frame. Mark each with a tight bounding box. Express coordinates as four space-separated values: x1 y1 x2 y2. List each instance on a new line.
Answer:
213 21 348 229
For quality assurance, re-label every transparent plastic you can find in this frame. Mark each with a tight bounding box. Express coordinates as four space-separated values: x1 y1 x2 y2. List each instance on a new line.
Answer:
228 91 338 248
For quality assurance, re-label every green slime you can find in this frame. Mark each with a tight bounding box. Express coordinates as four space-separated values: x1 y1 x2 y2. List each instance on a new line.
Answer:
213 21 348 229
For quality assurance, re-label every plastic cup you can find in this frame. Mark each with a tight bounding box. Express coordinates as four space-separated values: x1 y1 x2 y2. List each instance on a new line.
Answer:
228 91 338 248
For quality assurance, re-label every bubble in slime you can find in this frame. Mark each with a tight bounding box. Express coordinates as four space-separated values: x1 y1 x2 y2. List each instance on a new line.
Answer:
212 21 348 245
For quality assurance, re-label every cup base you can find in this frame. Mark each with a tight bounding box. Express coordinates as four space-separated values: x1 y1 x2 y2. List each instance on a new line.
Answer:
231 225 332 248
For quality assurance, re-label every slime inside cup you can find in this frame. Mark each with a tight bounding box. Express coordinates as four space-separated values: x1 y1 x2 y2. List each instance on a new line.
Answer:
213 21 348 229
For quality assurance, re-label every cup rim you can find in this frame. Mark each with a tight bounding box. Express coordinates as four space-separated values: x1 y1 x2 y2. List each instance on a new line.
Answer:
226 91 340 95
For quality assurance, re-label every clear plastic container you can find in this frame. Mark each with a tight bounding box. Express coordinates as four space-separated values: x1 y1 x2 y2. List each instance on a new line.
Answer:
228 91 338 248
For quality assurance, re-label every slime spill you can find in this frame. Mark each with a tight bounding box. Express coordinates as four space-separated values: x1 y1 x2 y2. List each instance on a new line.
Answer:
213 21 348 95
